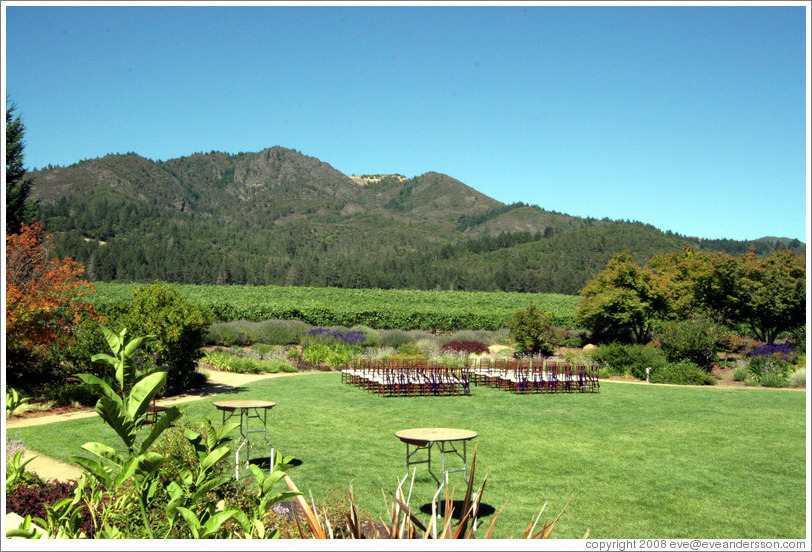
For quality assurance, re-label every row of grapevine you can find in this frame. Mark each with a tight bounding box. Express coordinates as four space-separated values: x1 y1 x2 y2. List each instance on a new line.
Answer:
88 282 582 331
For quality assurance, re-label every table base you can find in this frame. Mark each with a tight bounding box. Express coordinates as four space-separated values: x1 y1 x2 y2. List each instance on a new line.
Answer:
219 406 274 479
403 439 470 486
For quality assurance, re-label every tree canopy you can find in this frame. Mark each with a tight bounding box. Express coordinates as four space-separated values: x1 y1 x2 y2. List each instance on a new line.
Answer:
6 96 38 234
578 247 806 345
576 252 667 344
728 250 806 344
6 221 99 350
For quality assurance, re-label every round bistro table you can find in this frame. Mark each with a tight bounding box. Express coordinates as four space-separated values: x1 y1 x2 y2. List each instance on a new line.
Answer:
394 427 478 486
214 400 276 479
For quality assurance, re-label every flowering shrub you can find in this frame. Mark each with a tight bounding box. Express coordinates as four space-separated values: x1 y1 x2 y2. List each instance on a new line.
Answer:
508 303 561 356
588 343 668 380
732 360 750 382
440 340 489 356
6 437 26 459
299 327 366 368
744 355 793 388
748 343 796 360
301 344 356 368
303 327 367 346
757 362 791 387
359 346 397 361
116 282 214 394
654 316 722 371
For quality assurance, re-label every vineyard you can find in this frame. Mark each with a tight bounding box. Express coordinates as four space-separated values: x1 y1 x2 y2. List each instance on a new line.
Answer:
88 282 582 331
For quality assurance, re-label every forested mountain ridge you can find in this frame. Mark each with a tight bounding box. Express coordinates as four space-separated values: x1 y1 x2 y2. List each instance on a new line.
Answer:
29 146 805 294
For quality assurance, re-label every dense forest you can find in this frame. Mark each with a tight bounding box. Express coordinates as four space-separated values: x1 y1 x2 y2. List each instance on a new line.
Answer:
30 147 804 295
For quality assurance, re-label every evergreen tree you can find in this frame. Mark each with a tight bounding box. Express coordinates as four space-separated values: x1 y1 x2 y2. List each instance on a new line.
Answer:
6 96 38 234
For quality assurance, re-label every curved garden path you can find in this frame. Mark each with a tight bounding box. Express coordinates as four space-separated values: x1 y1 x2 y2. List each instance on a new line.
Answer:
5 368 305 482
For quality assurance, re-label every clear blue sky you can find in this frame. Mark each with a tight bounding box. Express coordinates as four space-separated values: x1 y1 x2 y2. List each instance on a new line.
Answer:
4 2 809 242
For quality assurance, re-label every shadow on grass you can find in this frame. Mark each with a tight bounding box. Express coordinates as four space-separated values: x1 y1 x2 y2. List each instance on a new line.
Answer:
247 456 303 470
181 381 248 398
418 500 496 520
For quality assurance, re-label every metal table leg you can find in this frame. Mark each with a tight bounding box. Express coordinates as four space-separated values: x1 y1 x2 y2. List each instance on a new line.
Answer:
221 406 274 479
404 439 470 486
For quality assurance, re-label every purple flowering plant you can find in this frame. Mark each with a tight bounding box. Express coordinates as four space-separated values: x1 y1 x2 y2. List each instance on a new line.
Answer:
300 328 367 367
304 328 367 346
746 343 796 382
748 343 796 359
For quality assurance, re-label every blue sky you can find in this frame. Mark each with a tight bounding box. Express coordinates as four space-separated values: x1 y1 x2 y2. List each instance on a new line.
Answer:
3 2 809 242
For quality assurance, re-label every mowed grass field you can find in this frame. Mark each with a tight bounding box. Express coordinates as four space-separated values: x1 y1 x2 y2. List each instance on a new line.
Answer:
10 374 807 539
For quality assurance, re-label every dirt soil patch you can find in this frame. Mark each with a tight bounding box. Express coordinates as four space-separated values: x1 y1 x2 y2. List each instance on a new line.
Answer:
10 404 95 421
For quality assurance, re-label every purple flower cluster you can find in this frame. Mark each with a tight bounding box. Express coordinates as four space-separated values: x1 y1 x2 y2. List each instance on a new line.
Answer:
305 327 367 346
748 343 796 358
6 438 26 458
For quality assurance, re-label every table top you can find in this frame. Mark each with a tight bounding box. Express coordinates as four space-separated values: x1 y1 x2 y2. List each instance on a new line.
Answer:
213 400 276 411
395 427 478 446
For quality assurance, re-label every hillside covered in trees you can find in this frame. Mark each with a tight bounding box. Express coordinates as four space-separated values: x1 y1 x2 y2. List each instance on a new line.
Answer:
29 146 805 294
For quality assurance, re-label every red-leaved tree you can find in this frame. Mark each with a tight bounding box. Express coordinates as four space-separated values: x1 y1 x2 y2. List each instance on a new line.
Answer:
6 221 100 354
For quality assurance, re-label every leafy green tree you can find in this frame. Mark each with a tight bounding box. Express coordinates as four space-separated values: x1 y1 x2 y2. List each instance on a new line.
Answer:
647 247 718 319
6 96 38 234
576 252 667 344
649 248 806 345
728 250 806 344
116 282 214 394
508 302 561 356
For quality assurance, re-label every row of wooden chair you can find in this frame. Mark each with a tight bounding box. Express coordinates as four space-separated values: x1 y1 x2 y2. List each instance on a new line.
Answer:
468 359 600 394
342 359 471 397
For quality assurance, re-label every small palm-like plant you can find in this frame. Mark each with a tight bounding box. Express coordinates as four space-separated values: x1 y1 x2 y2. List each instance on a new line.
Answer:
6 387 31 417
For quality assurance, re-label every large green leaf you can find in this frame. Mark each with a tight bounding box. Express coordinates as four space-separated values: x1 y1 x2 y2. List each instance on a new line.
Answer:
95 397 137 451
165 491 185 524
90 353 117 366
70 456 113 488
228 509 253 535
199 445 231 474
133 452 165 479
99 326 123 356
175 507 202 538
249 464 286 495
81 442 125 467
201 509 240 537
5 514 43 539
112 457 139 489
123 334 156 357
76 373 122 406
190 477 230 502
112 452 164 489
126 370 167 420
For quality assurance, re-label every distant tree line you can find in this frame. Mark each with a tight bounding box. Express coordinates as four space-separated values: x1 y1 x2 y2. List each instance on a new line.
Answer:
40 189 804 296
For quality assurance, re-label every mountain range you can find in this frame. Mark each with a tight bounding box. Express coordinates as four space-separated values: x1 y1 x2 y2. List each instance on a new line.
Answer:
28 146 805 295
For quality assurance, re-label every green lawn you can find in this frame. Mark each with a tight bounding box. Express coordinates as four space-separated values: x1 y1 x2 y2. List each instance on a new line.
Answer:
9 374 807 539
